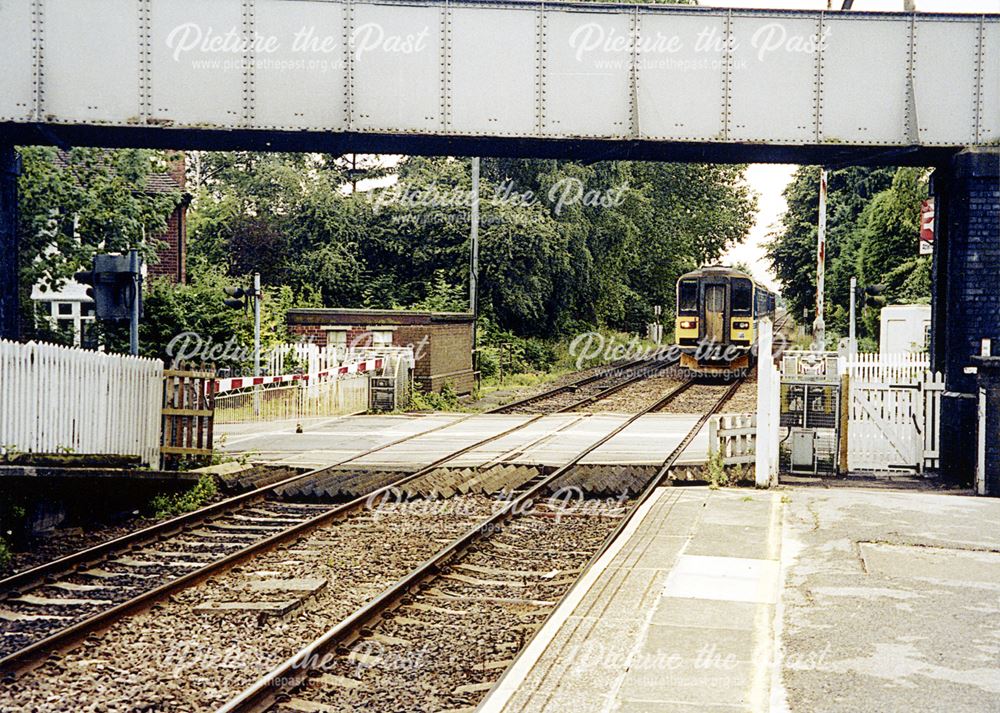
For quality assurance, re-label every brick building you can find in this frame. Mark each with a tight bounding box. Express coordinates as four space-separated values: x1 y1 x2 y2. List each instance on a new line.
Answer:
287 308 476 395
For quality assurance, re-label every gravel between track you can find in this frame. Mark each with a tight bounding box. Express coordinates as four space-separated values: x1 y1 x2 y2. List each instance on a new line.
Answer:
583 372 686 413
720 376 759 413
655 381 736 414
0 496 500 713
271 502 630 712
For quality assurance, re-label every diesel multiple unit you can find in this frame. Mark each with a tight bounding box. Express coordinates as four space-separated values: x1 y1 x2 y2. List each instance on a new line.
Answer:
675 266 776 373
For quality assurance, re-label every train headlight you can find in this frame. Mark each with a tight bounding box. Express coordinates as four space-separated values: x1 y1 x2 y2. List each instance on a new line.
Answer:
733 321 751 330
679 319 698 330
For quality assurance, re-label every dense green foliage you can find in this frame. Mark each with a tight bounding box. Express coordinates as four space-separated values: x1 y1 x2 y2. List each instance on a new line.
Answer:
765 166 931 343
17 147 756 363
189 153 756 338
18 147 182 338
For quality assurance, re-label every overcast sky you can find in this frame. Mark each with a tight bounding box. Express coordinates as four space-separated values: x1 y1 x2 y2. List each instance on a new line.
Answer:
717 0 999 291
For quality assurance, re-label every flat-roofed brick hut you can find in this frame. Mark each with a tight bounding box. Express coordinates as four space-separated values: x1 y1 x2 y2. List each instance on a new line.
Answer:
286 308 475 395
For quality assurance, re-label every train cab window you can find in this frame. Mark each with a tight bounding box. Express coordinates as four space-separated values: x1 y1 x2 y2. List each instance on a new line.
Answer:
731 279 752 314
678 280 698 314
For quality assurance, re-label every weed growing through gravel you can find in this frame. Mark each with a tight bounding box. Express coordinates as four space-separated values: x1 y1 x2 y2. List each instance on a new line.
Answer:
150 474 219 518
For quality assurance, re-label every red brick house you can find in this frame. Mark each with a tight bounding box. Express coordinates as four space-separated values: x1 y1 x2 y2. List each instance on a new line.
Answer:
144 156 191 283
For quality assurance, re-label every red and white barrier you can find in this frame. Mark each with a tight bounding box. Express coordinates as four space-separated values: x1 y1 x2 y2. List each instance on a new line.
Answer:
213 358 383 395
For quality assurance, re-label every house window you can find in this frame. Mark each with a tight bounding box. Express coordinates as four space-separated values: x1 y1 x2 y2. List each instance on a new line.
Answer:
56 302 74 316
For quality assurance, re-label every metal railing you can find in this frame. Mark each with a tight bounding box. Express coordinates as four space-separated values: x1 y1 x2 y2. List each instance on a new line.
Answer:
214 374 368 425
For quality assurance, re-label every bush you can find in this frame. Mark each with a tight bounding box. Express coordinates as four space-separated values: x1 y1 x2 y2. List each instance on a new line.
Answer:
150 474 219 519
411 382 461 412
0 539 11 572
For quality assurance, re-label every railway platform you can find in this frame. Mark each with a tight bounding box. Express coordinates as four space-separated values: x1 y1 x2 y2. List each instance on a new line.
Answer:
480 487 782 713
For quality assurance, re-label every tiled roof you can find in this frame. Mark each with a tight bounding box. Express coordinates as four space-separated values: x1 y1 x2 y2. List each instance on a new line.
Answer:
53 149 183 195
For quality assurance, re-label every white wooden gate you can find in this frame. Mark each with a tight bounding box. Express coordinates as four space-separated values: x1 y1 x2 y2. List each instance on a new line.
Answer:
843 354 943 472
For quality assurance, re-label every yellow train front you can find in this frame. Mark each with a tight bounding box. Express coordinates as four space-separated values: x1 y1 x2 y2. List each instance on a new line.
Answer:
674 266 776 375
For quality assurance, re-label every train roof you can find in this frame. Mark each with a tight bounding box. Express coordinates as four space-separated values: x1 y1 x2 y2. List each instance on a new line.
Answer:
677 266 774 294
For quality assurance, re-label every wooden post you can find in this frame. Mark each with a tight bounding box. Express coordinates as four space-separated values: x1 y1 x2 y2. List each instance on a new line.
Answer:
839 372 850 474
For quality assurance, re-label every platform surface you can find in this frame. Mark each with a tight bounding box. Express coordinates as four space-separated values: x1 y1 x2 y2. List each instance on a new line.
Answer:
481 487 782 713
479 484 1000 713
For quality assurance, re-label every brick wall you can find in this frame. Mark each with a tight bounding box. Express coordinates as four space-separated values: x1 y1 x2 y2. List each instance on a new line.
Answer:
147 208 185 283
287 309 475 395
931 148 1000 480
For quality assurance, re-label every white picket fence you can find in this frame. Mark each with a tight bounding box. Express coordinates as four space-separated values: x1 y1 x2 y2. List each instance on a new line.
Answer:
710 414 757 466
0 340 163 467
840 352 943 472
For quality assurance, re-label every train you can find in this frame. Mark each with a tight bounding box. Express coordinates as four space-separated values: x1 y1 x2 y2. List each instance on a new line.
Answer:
674 265 776 374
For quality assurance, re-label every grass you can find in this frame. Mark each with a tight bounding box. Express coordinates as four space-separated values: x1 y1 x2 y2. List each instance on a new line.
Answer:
150 474 219 519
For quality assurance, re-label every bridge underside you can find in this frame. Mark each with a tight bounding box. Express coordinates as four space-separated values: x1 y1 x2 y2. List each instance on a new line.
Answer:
0 123 959 168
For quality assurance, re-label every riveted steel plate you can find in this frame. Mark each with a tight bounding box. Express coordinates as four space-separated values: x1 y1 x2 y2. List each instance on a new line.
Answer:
44 0 141 125
253 0 348 130
448 6 537 137
636 12 726 142
350 3 443 133
728 15 819 144
542 10 632 138
150 0 244 128
0 2 36 121
820 16 911 145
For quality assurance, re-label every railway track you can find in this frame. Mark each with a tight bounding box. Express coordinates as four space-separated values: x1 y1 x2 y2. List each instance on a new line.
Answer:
488 353 677 415
0 413 544 673
217 377 742 713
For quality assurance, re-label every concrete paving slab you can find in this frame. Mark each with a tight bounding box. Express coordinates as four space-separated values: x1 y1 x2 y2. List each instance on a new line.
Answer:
651 597 760 631
777 487 1000 713
684 527 776 560
662 555 780 605
581 414 701 466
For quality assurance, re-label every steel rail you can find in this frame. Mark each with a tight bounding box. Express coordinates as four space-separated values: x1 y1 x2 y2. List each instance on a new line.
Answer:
486 352 672 414
551 357 680 412
215 378 718 713
0 413 552 675
0 411 492 597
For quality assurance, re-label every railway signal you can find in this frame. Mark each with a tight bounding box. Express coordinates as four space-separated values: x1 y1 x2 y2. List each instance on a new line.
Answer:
223 273 263 413
73 250 143 355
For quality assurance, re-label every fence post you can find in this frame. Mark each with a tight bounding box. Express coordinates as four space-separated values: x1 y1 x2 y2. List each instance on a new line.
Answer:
839 372 850 473
755 318 774 488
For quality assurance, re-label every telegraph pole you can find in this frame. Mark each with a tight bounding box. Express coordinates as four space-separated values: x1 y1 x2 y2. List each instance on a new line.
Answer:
469 158 480 318
253 272 261 379
814 168 828 350
849 275 858 357
469 158 480 382
128 248 141 356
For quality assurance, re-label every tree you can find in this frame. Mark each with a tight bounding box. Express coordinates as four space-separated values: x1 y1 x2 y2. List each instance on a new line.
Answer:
766 165 929 342
18 147 181 332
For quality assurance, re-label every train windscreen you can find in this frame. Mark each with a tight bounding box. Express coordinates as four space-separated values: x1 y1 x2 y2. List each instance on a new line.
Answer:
732 278 752 315
678 280 698 314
